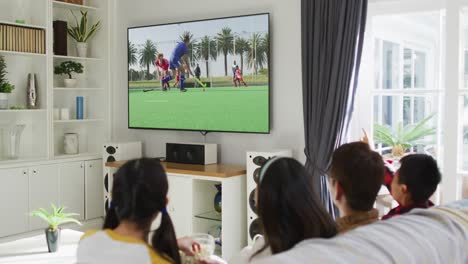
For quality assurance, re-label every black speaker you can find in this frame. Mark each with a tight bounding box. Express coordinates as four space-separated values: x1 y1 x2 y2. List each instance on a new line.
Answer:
165 143 217 165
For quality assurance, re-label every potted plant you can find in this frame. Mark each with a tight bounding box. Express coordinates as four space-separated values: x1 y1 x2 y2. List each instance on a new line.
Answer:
0 55 15 109
68 10 101 57
31 204 81 253
373 113 436 158
54 61 84 88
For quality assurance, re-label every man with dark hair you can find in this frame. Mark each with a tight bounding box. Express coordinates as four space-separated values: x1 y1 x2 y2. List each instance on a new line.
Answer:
382 154 441 220
328 142 385 233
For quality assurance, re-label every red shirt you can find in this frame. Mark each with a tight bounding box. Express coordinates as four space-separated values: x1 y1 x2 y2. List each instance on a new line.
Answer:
155 58 169 71
235 69 243 79
382 200 434 220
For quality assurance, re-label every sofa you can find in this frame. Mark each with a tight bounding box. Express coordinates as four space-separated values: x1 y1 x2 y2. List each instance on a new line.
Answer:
253 200 468 264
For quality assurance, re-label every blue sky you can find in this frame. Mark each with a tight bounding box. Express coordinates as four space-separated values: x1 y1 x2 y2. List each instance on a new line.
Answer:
128 14 268 77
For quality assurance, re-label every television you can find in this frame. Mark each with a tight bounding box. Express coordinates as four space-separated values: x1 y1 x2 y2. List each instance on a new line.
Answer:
127 13 270 133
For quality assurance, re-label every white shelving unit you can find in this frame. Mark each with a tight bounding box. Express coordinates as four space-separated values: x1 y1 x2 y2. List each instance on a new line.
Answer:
0 0 111 167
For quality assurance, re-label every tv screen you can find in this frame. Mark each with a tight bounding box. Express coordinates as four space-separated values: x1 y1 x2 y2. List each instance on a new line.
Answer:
128 13 270 133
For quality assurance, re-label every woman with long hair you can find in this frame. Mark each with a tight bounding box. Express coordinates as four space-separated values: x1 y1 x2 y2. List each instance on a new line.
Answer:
226 157 337 263
77 158 198 264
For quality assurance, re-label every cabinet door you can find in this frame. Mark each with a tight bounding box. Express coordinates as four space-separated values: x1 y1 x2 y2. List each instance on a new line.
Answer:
0 168 29 237
29 165 59 230
161 175 193 237
59 161 85 221
85 159 104 220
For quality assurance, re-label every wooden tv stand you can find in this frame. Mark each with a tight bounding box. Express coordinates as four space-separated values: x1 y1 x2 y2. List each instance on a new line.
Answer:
105 160 247 260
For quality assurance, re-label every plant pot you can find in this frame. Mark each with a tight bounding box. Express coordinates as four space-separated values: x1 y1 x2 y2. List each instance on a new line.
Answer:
0 93 8 109
76 42 87 57
64 79 77 88
45 228 61 253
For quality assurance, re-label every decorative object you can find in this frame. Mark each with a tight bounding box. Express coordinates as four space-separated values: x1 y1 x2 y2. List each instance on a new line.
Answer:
1 124 25 159
54 61 83 88
373 113 436 158
31 204 81 253
68 11 101 57
0 55 15 109
76 96 84 119
214 184 222 213
53 21 68 56
64 133 79 154
60 108 70 120
27 73 38 109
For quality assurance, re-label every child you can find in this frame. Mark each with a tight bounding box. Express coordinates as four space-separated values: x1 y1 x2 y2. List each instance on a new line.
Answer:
77 159 200 264
155 53 171 91
234 65 248 87
382 154 441 220
229 157 337 263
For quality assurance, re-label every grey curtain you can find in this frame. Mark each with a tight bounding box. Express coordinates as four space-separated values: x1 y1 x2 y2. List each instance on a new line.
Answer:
301 0 368 217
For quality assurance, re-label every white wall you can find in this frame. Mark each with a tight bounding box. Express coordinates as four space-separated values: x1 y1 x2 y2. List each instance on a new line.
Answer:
111 0 304 165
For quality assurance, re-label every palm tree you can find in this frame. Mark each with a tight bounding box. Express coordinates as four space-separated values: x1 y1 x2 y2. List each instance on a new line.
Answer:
261 33 269 66
247 33 266 74
196 36 217 78
216 27 234 76
234 37 249 73
180 31 199 68
128 41 138 81
139 39 157 80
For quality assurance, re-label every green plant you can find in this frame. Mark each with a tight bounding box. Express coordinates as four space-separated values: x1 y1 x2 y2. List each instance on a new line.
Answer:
54 61 84 79
68 10 101 43
373 113 437 156
31 204 81 230
0 55 15 93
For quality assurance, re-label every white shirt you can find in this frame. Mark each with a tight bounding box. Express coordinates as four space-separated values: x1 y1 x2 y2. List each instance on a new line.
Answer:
229 235 271 264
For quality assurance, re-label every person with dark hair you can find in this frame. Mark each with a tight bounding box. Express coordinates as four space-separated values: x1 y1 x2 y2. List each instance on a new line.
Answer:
228 157 337 263
382 154 441 220
77 158 200 264
329 142 385 233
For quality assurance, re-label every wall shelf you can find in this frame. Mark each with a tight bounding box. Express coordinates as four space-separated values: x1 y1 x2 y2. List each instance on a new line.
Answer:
54 87 104 91
0 109 47 113
0 50 46 57
54 119 104 124
52 1 99 11
53 55 102 61
54 153 101 160
0 20 46 30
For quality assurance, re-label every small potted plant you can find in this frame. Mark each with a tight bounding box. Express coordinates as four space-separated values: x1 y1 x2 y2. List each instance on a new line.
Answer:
54 61 84 88
68 10 101 57
31 204 81 253
373 113 436 158
0 55 15 109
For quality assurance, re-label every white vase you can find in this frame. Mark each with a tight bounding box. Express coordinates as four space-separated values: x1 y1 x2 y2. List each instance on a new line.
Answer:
0 93 8 109
64 79 77 88
77 42 88 57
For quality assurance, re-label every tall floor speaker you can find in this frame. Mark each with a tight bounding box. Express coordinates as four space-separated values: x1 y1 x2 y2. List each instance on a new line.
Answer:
246 150 292 245
103 142 142 214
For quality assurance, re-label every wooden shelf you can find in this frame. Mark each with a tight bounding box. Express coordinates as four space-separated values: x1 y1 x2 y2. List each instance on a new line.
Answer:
54 87 104 91
106 161 246 178
0 50 46 57
53 55 102 61
52 1 98 11
0 109 47 113
0 21 46 30
54 119 104 124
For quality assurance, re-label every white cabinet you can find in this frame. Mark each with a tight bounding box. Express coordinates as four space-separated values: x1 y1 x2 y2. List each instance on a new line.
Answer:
0 168 29 237
166 175 193 237
59 161 85 221
29 165 59 230
85 159 104 220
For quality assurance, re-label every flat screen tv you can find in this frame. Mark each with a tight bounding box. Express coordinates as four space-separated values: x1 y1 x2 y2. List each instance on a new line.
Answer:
128 13 270 133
